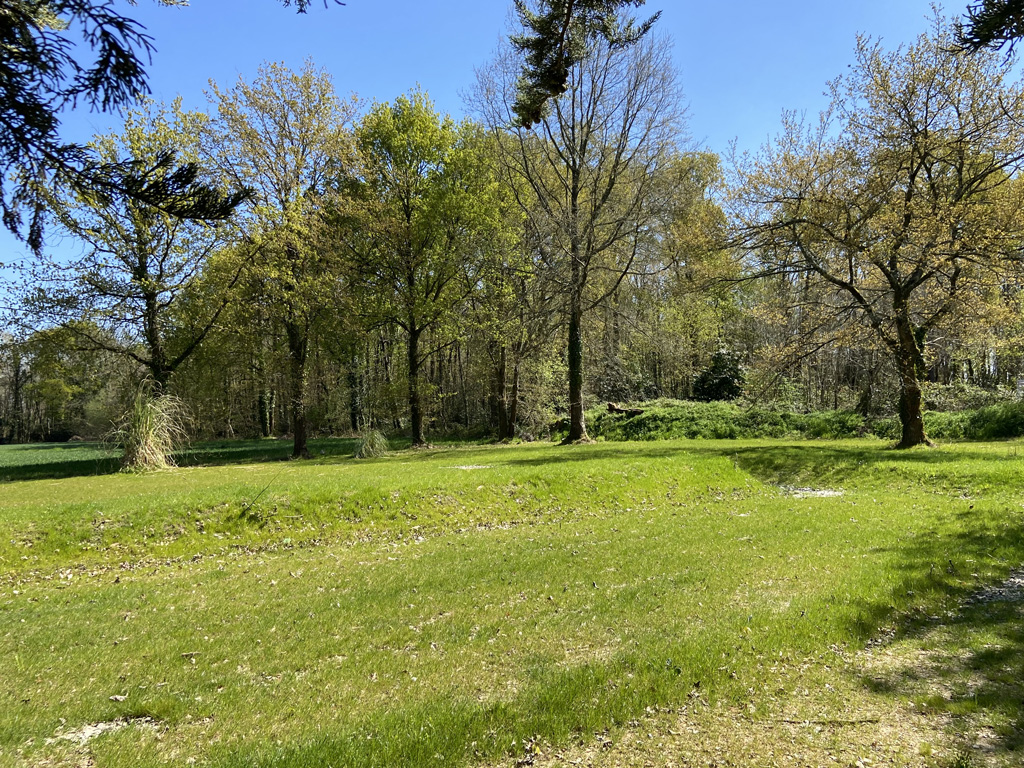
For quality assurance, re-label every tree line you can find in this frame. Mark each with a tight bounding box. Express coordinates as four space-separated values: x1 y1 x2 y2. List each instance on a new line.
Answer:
3 5 1024 453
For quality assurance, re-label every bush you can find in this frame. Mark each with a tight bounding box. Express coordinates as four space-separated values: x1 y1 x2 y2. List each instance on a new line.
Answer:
802 410 866 439
871 402 1024 442
588 398 1024 444
692 352 744 402
109 387 190 471
587 400 866 441
353 430 389 459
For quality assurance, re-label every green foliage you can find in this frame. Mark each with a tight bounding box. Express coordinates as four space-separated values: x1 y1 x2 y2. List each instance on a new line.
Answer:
957 0 1024 51
353 429 389 459
588 400 869 441
510 0 661 127
691 352 744 402
26 99 242 392
922 381 1018 412
110 387 191 471
735 14 1024 447
871 401 1024 441
0 0 246 251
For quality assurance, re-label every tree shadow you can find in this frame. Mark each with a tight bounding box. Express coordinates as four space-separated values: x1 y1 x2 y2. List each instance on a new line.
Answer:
497 442 694 467
0 438 362 482
686 442 1023 487
844 508 1024 761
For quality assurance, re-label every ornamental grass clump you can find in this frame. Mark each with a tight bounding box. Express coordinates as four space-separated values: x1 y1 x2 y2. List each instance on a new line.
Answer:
353 430 389 459
110 387 190 471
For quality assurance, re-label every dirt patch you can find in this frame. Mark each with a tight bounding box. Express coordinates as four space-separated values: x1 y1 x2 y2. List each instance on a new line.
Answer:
47 716 158 746
782 486 845 499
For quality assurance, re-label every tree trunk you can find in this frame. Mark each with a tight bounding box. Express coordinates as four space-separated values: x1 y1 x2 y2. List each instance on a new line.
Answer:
895 317 930 449
258 389 275 438
566 283 588 442
151 366 172 395
10 346 24 443
509 359 520 437
493 343 510 440
348 353 362 433
407 326 425 446
286 322 310 459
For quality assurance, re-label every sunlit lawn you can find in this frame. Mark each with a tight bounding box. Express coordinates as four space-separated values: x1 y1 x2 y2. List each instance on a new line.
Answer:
1 438 1022 767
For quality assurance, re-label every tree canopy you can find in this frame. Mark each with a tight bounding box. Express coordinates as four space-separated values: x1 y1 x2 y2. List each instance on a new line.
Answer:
734 17 1024 447
957 0 1024 50
0 0 339 252
509 0 661 128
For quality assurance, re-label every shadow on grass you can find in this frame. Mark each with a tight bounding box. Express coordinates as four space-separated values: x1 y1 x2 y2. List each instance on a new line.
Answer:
844 505 1024 762
686 442 1024 486
0 438 363 482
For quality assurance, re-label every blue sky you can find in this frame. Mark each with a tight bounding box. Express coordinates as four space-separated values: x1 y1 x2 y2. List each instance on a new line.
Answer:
3 0 952 267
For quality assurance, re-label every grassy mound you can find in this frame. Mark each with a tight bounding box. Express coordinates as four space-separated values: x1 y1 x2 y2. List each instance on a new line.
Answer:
591 398 1024 443
871 400 1024 441
588 399 868 441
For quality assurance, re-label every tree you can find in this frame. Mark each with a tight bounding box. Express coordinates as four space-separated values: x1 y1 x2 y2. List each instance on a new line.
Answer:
0 1 258 252
510 0 661 128
477 25 685 442
337 91 502 446
25 99 245 394
957 0 1024 50
204 60 357 459
0 0 341 251
734 18 1024 448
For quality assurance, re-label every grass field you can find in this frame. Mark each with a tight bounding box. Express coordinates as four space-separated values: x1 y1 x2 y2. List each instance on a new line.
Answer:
1 438 1022 767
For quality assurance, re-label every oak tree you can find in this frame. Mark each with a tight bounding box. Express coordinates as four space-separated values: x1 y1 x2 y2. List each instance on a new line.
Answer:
734 18 1024 447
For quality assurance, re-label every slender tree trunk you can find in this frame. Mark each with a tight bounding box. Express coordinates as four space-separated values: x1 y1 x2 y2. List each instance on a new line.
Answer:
407 325 425 446
895 316 929 449
348 353 362 433
566 281 588 442
10 347 24 443
286 321 310 459
493 343 510 440
258 389 274 437
509 359 521 437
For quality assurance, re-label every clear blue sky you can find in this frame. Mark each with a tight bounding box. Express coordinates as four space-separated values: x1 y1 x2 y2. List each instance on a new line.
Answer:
2 0 953 268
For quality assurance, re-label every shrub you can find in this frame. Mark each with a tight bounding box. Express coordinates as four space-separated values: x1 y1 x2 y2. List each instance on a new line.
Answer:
353 430 389 459
692 352 744 402
802 410 866 439
109 387 190 471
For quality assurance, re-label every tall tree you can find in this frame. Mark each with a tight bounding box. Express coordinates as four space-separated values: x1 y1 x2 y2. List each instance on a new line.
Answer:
337 91 502 446
734 18 1024 447
510 0 660 128
204 60 357 458
25 99 244 394
477 26 685 441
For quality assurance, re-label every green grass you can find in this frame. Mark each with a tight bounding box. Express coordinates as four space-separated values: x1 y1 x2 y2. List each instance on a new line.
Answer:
1 438 1022 767
0 438 363 482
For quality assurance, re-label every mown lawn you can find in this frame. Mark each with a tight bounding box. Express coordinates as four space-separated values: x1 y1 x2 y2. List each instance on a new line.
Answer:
1 438 1022 767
